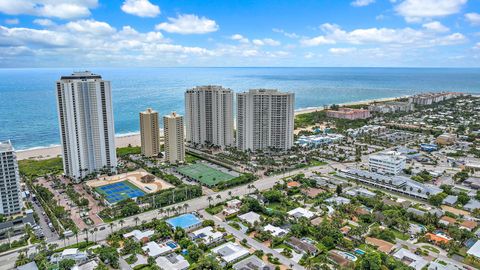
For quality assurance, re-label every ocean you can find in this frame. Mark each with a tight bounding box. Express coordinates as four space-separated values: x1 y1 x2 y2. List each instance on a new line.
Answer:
1 67 480 150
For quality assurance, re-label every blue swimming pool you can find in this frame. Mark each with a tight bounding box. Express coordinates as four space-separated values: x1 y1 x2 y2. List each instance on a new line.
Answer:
166 214 202 230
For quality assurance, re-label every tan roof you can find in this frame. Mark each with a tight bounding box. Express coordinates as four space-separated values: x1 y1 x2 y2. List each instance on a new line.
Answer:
328 250 350 266
460 220 478 229
287 181 301 188
310 216 324 226
439 216 456 224
301 187 325 198
365 237 395 254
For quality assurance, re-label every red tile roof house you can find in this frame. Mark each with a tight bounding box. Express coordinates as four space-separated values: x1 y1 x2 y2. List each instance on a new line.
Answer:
438 216 456 227
287 181 301 189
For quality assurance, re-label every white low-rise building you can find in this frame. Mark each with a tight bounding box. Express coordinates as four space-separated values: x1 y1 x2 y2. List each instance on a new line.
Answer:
264 224 288 237
123 230 155 242
238 211 261 226
287 207 315 219
155 253 190 270
368 151 406 175
393 248 428 270
212 242 250 264
142 240 178 257
467 240 480 259
190 226 224 245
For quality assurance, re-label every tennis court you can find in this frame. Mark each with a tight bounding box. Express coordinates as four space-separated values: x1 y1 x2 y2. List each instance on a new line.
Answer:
95 181 146 204
177 163 235 186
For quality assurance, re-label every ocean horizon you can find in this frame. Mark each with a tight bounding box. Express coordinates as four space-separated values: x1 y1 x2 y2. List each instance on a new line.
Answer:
1 67 480 150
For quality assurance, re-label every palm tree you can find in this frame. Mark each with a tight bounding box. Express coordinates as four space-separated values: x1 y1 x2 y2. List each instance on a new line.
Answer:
228 191 232 199
134 216 140 226
83 228 89 243
183 203 189 213
119 219 125 228
158 208 164 217
7 228 13 248
73 228 79 245
207 196 213 207
216 194 222 203
109 223 115 234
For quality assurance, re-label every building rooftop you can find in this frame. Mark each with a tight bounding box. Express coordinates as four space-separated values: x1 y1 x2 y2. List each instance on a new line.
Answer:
0 140 13 152
232 255 274 270
155 253 190 270
212 242 250 263
60 71 102 80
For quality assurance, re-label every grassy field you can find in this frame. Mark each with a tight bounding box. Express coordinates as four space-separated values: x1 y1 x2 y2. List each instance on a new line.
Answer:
177 163 235 186
18 157 63 179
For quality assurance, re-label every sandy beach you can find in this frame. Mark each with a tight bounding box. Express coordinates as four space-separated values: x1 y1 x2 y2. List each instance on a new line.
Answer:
16 95 406 161
16 134 142 161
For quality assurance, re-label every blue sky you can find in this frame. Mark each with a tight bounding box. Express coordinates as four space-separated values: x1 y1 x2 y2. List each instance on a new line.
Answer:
0 0 479 67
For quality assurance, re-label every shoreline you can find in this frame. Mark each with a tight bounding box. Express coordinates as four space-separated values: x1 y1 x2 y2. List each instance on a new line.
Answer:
16 95 406 161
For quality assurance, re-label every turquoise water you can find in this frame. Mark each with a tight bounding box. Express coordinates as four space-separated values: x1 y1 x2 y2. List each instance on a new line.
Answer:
166 213 202 229
0 67 480 150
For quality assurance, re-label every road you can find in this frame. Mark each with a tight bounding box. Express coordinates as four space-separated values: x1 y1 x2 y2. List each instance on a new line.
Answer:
0 162 336 269
28 197 58 241
200 210 305 270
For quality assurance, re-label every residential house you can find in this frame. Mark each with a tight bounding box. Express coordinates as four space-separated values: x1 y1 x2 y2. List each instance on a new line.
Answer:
189 226 224 245
286 237 318 255
238 211 261 226
460 220 478 231
123 230 155 243
365 237 395 254
327 250 351 268
232 255 274 270
264 224 288 237
439 216 456 227
442 195 458 206
211 242 250 265
467 240 480 259
50 248 88 264
392 248 428 270
325 196 351 205
155 253 190 270
142 240 178 257
287 207 315 219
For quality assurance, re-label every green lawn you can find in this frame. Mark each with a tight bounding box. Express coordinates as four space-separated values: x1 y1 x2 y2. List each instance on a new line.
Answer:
177 163 235 186
19 157 63 179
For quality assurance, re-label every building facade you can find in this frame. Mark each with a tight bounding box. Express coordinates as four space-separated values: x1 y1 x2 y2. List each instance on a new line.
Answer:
368 151 406 175
0 141 22 215
325 108 371 120
236 89 295 151
185 86 234 148
140 108 160 157
163 112 185 163
56 71 117 181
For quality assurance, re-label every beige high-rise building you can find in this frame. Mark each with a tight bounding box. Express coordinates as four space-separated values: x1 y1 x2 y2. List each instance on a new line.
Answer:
140 108 160 157
163 112 185 163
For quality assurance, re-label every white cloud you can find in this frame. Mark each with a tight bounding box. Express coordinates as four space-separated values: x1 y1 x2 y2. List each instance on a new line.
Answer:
395 0 467 22
303 23 466 48
0 20 215 66
272 28 299 39
465 13 480 25
121 0 160 18
474 42 480 50
301 35 335 46
329 47 357 55
4 18 19 25
351 0 375 7
155 14 218 34
231 34 249 43
252 38 280 46
0 0 98 19
422 21 449 32
65 19 115 36
33 19 55 26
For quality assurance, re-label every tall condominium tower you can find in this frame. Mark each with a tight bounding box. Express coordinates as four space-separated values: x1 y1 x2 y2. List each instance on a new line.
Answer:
56 71 117 181
163 112 185 163
0 141 22 215
140 108 160 157
185 85 234 147
236 89 295 151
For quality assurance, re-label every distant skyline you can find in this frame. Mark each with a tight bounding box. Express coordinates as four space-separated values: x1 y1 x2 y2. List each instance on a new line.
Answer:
0 0 479 67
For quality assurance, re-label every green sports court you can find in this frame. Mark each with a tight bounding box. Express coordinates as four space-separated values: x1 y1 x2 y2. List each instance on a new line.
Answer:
177 163 236 186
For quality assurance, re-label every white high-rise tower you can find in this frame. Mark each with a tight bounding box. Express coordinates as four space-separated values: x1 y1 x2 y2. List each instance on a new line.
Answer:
185 85 234 148
0 140 22 215
56 71 117 181
236 89 295 151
